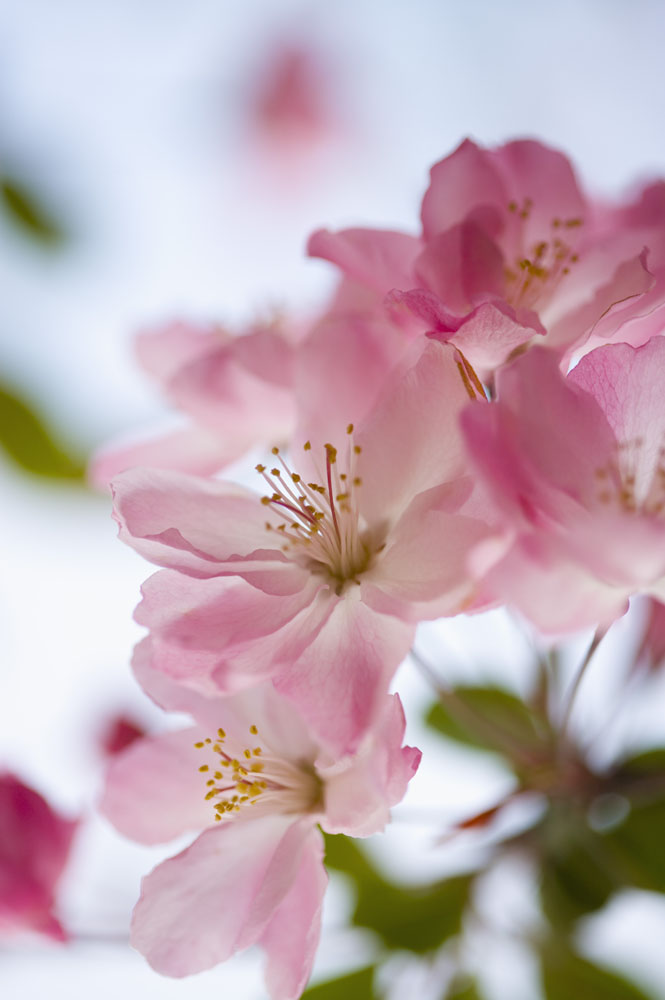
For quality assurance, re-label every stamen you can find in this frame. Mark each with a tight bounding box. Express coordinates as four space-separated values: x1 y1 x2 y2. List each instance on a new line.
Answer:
255 434 375 585
196 724 322 821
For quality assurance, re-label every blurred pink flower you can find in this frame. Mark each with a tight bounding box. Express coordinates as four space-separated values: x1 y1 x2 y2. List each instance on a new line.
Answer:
309 138 664 373
111 340 495 753
0 773 77 941
249 43 340 150
462 338 665 632
101 667 419 997
92 305 411 487
91 317 302 486
99 714 147 757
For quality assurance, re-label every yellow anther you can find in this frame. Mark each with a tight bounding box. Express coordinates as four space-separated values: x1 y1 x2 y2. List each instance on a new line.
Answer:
354 445 361 454
206 779 215 786
205 790 216 800
199 765 209 772
353 477 362 486
271 468 281 477
272 446 279 455
194 741 204 748
303 441 311 450
325 444 337 463
217 728 226 739
253 747 262 756
204 738 212 744
256 464 266 473
291 473 301 483
249 725 258 735
243 749 252 759
347 423 354 434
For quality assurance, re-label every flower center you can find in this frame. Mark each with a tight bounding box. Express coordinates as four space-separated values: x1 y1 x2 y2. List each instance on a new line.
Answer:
256 425 378 588
503 199 583 311
194 725 322 822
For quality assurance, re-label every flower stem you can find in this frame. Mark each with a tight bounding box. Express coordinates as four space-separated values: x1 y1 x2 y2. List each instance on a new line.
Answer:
558 626 607 740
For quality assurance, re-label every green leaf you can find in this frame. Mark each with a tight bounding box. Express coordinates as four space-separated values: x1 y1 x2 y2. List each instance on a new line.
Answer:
425 686 550 765
605 797 665 893
302 965 377 999
324 834 474 954
537 801 622 928
541 946 656 1000
0 383 85 480
1 175 66 246
613 747 665 782
445 975 485 999
324 832 381 885
353 873 474 954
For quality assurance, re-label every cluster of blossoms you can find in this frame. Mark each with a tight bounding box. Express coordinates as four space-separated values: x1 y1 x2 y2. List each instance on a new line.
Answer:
99 138 665 997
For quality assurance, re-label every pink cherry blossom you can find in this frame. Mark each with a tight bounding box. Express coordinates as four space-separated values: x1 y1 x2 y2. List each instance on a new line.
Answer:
111 339 495 753
309 138 663 374
92 302 412 490
101 666 420 997
462 338 665 632
248 42 341 153
91 317 301 487
0 773 77 941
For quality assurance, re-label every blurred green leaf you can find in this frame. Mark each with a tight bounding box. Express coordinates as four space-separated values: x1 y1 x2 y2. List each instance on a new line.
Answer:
445 974 485 999
324 832 381 885
425 686 550 765
541 945 656 1000
0 383 85 480
597 750 665 894
324 834 474 954
605 797 665 893
538 812 620 927
1 175 66 246
353 874 473 954
612 748 665 784
302 965 377 999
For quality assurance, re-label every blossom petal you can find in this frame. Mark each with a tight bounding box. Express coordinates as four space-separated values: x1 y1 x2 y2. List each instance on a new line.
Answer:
413 220 505 313
261 829 327 1000
356 338 476 525
477 532 630 632
294 312 410 447
363 481 495 619
462 346 616 526
112 469 299 585
273 589 414 754
90 424 240 488
569 338 665 499
135 571 335 694
130 816 315 977
490 139 586 250
421 138 507 240
322 694 421 836
100 728 214 844
307 227 422 293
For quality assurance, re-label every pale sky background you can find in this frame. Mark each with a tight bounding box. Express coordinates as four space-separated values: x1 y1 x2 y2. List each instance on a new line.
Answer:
3 1 665 997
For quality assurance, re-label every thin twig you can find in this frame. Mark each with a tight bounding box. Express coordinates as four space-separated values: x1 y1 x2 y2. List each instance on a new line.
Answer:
559 626 607 740
409 647 538 766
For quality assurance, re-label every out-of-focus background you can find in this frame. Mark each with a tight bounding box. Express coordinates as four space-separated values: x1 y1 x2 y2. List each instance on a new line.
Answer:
3 1 665 997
